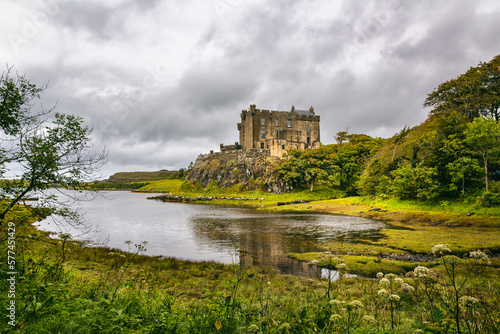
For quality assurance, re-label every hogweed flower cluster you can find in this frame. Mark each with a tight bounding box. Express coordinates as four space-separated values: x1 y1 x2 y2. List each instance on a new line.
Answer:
413 265 433 278
401 282 415 292
459 296 479 308
329 314 342 322
378 288 389 297
389 294 400 302
468 250 491 264
347 300 363 309
431 244 451 256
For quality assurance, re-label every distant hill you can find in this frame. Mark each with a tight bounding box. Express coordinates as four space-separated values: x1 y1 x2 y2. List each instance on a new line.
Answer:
107 170 178 183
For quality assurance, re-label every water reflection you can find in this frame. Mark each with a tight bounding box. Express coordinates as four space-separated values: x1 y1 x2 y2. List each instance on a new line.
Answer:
188 208 381 278
35 191 384 280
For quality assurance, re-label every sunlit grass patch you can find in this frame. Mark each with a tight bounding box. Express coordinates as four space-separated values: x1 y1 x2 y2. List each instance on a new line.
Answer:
322 240 407 256
370 223 500 255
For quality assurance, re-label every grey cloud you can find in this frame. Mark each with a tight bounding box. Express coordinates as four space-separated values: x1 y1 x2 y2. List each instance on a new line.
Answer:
4 0 500 176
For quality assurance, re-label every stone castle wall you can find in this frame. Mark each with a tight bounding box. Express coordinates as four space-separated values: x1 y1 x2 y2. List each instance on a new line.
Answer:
237 104 320 158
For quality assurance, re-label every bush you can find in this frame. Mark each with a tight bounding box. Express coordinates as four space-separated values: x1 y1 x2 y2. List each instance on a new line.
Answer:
476 191 500 207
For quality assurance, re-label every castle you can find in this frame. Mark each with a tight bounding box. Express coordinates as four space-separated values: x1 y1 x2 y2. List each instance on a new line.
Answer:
219 104 320 158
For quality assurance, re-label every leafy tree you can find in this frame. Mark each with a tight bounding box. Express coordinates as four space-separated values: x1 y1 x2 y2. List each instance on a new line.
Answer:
441 134 482 195
275 134 381 194
335 128 350 145
329 134 382 194
275 147 332 192
463 116 500 192
390 164 440 201
0 68 106 225
424 54 500 121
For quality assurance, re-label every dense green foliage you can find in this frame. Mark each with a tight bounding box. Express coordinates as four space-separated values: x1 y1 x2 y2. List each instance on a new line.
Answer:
274 55 500 206
424 54 500 121
275 134 382 195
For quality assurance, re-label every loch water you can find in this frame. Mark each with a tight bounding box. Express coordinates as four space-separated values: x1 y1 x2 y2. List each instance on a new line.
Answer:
35 190 384 279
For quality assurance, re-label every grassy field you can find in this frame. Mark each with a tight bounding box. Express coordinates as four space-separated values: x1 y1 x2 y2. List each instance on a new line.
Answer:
2 180 500 332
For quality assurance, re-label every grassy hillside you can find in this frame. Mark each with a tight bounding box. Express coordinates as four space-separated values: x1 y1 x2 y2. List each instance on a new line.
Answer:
107 170 179 182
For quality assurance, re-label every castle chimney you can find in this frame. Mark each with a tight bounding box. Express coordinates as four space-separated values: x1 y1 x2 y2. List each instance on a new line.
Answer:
309 106 314 114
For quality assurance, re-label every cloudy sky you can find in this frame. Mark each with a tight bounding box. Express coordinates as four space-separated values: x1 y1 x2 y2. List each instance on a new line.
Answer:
2 0 500 177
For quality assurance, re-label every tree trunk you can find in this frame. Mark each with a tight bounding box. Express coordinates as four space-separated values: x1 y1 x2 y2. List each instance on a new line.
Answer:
485 155 489 193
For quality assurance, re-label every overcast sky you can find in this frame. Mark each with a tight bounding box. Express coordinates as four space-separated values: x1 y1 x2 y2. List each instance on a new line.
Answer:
2 0 500 177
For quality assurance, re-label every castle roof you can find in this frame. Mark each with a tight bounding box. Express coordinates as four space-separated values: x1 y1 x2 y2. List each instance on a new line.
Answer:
293 109 314 116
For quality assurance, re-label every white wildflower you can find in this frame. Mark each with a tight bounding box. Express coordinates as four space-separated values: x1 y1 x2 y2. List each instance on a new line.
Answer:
469 250 491 264
329 299 342 306
414 266 432 278
394 277 404 286
389 294 400 302
459 296 479 308
401 283 415 292
432 244 451 255
378 289 389 297
330 314 342 321
347 300 363 309
379 278 390 287
376 272 384 278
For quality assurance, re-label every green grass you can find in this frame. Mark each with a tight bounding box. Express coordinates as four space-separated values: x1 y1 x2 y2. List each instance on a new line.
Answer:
139 179 345 206
2 206 500 333
358 196 500 217
107 170 179 182
5 179 500 332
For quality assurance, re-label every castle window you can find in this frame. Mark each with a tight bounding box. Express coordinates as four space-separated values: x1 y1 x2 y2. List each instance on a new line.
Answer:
290 136 293 142
261 129 265 138
287 119 291 128
260 142 264 149
282 145 285 149
275 119 279 126
275 130 278 139
306 125 311 133
307 137 311 145
261 118 265 126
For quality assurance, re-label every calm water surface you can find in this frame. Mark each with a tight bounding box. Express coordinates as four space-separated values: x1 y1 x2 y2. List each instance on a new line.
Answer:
35 191 384 279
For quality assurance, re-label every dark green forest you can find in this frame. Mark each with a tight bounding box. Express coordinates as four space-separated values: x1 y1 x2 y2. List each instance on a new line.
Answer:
275 54 500 206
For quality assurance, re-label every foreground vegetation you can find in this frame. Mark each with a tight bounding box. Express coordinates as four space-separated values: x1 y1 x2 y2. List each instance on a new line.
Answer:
1 209 499 333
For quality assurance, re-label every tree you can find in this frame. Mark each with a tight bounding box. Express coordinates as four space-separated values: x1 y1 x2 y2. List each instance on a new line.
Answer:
424 54 500 121
0 68 107 226
275 148 331 192
390 164 441 201
463 117 500 193
441 134 482 195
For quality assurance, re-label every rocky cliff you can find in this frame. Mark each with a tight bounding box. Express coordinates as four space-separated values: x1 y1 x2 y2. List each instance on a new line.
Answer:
186 149 291 193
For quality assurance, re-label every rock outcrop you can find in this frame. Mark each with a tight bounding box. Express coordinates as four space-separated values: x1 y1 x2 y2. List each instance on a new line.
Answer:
186 149 291 193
